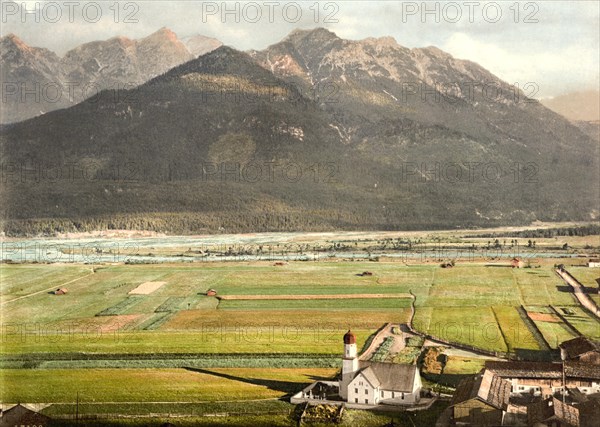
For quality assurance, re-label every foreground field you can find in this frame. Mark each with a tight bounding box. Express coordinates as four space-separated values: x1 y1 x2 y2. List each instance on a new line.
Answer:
2 368 336 403
2 258 599 419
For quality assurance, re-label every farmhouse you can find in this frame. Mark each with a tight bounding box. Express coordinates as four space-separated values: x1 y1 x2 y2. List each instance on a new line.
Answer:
587 259 600 268
449 370 511 426
485 360 600 397
559 336 600 364
292 331 422 408
0 404 51 427
448 359 600 426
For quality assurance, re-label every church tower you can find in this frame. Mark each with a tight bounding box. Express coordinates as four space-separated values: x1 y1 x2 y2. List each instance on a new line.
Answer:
340 330 359 400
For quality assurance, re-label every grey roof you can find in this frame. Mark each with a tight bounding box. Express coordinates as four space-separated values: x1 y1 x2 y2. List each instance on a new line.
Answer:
357 361 417 392
358 367 381 389
565 362 600 380
0 404 51 427
485 361 562 378
451 370 511 410
485 360 600 381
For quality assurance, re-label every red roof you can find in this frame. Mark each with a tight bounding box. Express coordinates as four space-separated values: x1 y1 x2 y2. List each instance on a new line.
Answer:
343 330 356 344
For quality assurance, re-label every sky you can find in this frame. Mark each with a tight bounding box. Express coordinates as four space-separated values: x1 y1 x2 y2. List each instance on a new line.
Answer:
2 0 599 98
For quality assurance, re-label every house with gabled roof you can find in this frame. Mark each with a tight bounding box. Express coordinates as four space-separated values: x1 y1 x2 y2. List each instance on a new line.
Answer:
527 397 580 427
449 370 511 426
559 336 600 365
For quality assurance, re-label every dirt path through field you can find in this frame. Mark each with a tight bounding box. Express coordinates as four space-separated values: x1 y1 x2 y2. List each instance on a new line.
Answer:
556 268 600 319
1 272 95 305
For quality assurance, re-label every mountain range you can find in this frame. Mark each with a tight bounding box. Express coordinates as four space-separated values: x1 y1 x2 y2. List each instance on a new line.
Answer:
1 28 597 236
0 28 222 124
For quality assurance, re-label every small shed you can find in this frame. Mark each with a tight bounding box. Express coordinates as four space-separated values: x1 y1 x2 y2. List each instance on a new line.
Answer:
511 257 524 268
588 259 600 268
54 288 68 295
206 289 217 297
360 271 373 276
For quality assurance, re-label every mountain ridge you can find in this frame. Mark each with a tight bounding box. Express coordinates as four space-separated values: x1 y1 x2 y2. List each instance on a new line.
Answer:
0 28 223 124
1 28 597 236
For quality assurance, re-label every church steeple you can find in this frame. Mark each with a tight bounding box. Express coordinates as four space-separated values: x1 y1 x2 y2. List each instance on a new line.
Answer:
340 330 359 400
343 330 357 358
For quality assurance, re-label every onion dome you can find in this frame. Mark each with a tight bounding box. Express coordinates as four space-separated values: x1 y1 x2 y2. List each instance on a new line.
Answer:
343 330 356 344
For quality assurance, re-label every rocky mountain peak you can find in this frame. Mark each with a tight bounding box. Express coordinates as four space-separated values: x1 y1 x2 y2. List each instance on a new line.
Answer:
139 27 181 46
1 33 27 49
183 34 224 57
284 27 340 46
359 35 400 49
156 45 279 83
1 28 222 123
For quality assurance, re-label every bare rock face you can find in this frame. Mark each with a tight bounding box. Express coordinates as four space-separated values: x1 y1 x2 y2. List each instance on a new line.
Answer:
1 34 64 123
1 29 221 124
183 34 223 57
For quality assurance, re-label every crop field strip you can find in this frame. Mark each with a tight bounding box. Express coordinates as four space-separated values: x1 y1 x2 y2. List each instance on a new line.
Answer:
524 306 579 349
3 260 600 408
2 262 598 355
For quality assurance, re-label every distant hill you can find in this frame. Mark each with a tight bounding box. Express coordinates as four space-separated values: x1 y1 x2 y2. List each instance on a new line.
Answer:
0 28 222 124
1 29 598 236
541 90 600 122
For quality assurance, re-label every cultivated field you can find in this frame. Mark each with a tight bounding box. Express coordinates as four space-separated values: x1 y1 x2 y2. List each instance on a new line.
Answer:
1 255 599 421
2 262 598 355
